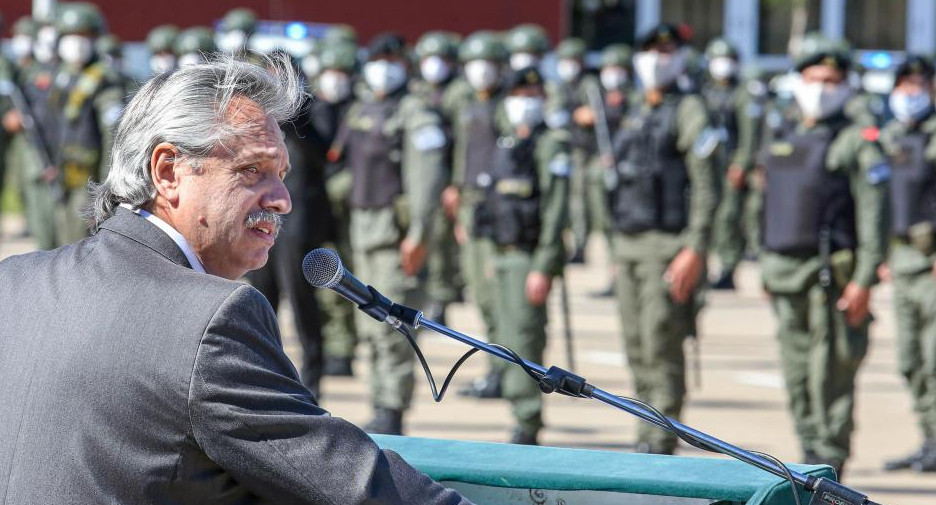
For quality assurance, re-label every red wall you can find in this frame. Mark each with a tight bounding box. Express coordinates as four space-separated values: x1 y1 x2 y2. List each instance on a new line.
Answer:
0 0 565 45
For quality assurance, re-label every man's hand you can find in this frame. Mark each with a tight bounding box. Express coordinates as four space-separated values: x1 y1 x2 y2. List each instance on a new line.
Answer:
837 282 871 328
573 105 595 127
3 110 23 134
441 185 460 220
40 166 59 183
664 248 704 304
526 271 552 306
878 263 891 283
400 239 428 276
727 164 747 191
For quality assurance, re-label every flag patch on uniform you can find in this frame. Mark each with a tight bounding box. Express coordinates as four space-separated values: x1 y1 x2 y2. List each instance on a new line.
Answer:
549 155 572 177
867 163 890 185
412 125 446 151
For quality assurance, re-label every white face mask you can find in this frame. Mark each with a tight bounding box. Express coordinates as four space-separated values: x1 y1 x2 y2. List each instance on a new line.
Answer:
510 52 538 71
301 55 321 80
318 70 352 103
218 30 247 53
600 66 628 90
34 26 58 63
420 55 451 84
708 57 737 81
465 59 499 91
177 53 204 68
11 35 33 61
633 49 686 90
363 60 407 95
58 34 93 66
149 53 177 74
889 91 933 124
503 95 544 127
556 59 582 83
794 80 853 120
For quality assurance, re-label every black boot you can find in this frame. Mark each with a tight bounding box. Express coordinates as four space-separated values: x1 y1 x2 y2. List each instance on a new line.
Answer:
363 407 403 435
912 439 936 472
322 356 354 377
710 269 736 290
457 371 503 399
510 427 539 445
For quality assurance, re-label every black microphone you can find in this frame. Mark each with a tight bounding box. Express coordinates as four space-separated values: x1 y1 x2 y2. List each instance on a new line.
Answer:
302 248 420 326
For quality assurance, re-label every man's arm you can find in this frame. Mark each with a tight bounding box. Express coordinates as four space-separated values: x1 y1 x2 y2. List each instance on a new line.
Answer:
189 285 472 505
677 95 718 255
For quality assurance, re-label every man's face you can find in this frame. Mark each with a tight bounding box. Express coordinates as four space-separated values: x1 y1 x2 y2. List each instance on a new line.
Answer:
174 97 291 280
895 73 933 96
800 64 845 86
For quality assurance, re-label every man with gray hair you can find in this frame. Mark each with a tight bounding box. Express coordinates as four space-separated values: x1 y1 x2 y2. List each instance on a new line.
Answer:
0 55 472 505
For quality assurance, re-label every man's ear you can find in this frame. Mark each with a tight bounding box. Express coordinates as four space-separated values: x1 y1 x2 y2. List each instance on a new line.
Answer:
151 143 181 205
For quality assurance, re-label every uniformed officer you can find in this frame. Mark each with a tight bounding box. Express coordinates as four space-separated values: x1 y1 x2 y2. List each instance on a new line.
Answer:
701 37 763 290
504 24 550 72
50 2 124 245
760 35 887 476
216 8 257 58
174 27 218 68
332 33 448 434
146 25 179 76
549 37 599 263
446 31 509 399
298 37 324 85
324 24 358 48
413 31 463 324
95 34 131 97
474 66 570 444
879 55 936 473
609 24 717 455
3 16 38 223
314 42 360 377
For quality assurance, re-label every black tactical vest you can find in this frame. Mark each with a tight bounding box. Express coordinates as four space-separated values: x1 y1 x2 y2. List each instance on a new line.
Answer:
890 131 936 236
462 99 499 189
347 95 404 209
702 83 739 154
610 97 690 234
762 127 857 254
473 128 544 249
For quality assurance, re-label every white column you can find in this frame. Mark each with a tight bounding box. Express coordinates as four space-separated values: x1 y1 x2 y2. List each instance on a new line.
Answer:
724 0 758 62
907 0 936 54
821 0 846 40
636 0 661 38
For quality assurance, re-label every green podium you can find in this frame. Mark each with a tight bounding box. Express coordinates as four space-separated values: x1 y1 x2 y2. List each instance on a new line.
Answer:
372 435 835 505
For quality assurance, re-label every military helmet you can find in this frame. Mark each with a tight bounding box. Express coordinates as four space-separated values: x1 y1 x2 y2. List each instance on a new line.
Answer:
367 32 406 60
320 42 357 72
13 16 38 37
56 2 105 36
459 30 506 62
504 66 544 92
325 24 358 46
147 24 179 53
556 37 586 60
705 37 738 60
505 23 549 54
600 43 633 68
174 27 217 56
415 31 458 59
95 34 121 58
636 23 685 50
895 54 935 81
794 32 850 72
219 7 256 34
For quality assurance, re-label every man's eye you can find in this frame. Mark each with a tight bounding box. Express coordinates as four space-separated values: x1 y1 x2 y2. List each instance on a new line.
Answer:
244 165 260 174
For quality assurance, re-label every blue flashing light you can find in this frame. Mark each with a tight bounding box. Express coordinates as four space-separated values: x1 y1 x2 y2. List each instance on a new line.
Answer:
286 22 309 40
862 51 893 70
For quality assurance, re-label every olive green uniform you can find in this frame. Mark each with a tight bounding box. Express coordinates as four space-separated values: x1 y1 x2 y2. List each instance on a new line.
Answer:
339 90 448 413
880 114 936 444
611 92 717 453
761 114 886 464
479 124 571 437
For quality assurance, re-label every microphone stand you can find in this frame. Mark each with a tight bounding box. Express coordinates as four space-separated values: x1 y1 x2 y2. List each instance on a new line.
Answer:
389 307 881 505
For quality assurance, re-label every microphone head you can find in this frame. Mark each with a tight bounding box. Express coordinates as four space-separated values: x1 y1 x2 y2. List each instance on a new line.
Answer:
302 248 344 288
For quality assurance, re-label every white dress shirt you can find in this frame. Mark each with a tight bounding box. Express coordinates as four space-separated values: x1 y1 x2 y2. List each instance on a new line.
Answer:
119 203 206 273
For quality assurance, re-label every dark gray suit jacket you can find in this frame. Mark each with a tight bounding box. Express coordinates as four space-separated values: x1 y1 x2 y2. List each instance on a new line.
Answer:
0 208 470 505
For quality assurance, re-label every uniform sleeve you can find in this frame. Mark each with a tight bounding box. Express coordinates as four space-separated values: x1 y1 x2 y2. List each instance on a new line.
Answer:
402 98 448 244
677 95 718 254
849 131 888 288
730 89 763 171
189 285 472 505
93 81 125 180
531 131 572 275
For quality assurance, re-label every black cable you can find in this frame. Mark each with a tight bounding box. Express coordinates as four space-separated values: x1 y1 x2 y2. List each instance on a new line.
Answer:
752 451 804 505
393 324 484 402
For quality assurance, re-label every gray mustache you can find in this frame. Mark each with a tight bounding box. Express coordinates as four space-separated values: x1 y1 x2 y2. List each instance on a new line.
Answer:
245 210 284 238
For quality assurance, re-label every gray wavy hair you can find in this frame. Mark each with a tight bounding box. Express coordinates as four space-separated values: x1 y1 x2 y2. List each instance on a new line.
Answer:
86 53 305 231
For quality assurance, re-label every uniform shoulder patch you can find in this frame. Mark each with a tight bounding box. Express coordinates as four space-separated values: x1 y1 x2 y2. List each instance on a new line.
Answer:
866 162 890 186
861 126 880 142
412 124 447 151
693 127 721 159
746 102 763 118
546 109 571 129
101 104 123 127
548 153 572 178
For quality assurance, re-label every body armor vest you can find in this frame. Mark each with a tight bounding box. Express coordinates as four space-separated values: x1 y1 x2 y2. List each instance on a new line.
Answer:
763 127 857 254
347 95 404 209
702 83 739 155
890 131 936 237
462 99 499 189
473 127 544 249
611 97 690 234
58 62 109 189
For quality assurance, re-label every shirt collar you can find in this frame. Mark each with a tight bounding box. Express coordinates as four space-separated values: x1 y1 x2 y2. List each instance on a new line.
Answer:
118 203 206 274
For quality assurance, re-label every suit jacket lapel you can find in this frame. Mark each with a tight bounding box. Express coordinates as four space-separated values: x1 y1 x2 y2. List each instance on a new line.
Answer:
98 207 193 270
